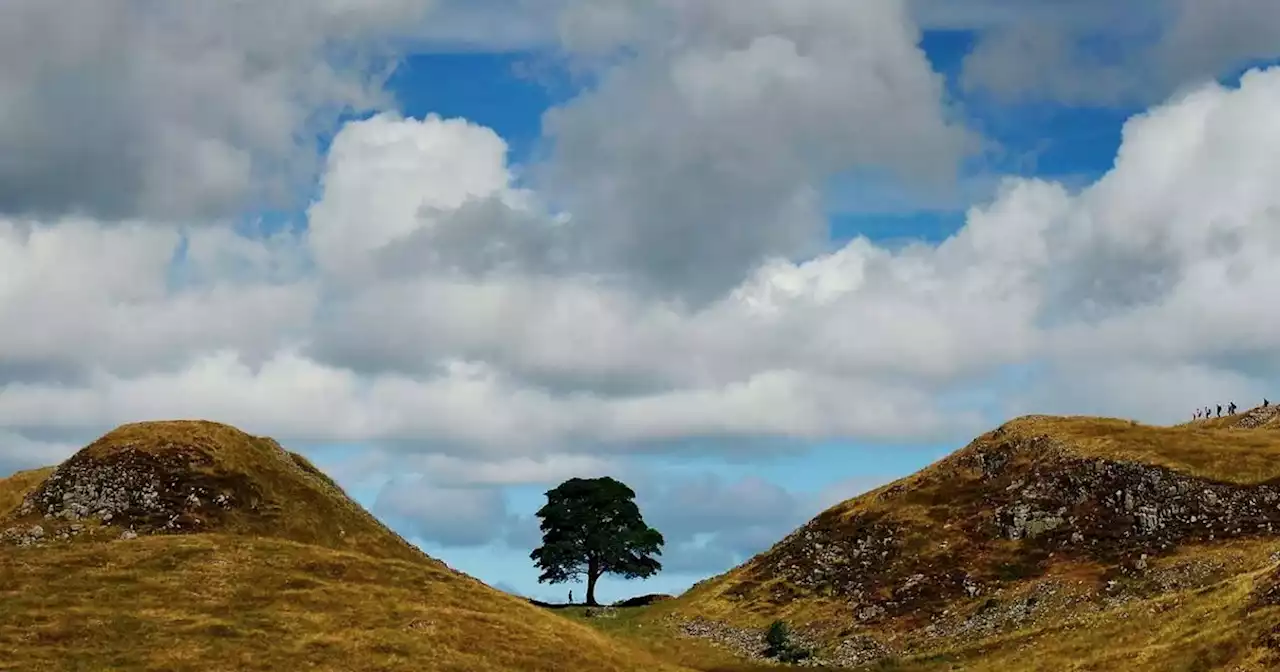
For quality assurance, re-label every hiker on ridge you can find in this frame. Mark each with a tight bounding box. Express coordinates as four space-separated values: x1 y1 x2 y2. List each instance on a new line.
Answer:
1229 402 1237 415
569 590 573 604
1217 404 1223 417
1265 398 1270 408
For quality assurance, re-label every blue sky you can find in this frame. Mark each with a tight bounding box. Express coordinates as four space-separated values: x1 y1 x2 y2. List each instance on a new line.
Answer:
299 28 1145 603
5 1 1280 607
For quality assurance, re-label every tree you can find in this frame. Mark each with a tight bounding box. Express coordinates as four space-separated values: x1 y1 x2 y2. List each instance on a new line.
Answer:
529 476 664 606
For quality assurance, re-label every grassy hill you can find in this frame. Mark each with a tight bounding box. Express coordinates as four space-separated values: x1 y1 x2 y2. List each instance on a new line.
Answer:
12 411 1280 671
0 420 686 672
637 404 1280 670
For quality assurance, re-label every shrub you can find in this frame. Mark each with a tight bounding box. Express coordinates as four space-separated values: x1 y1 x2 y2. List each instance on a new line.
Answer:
764 620 812 663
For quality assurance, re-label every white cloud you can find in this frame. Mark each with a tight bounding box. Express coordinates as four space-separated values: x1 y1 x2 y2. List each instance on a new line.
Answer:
373 476 512 547
307 113 540 283
4 7 1280 482
959 1 1280 106
631 471 897 574
0 218 316 381
541 0 976 301
330 451 618 487
0 431 78 476
0 0 438 221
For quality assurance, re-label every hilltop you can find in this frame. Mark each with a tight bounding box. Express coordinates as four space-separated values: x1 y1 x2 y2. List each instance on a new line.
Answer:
653 405 1280 670
2 420 425 561
0 420 686 672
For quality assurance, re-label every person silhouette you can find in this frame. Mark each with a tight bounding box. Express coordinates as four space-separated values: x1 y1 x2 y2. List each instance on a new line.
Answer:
568 590 573 604
1217 404 1222 418
1229 402 1237 415
1266 398 1271 408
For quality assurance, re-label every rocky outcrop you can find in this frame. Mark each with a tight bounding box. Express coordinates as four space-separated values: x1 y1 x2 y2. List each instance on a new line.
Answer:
737 514 905 606
673 618 857 667
675 414 1280 666
984 447 1280 560
716 424 1280 631
3 446 253 547
676 618 769 658
1232 404 1280 429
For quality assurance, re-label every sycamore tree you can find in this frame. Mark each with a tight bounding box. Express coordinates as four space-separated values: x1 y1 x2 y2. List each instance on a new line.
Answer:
529 476 664 606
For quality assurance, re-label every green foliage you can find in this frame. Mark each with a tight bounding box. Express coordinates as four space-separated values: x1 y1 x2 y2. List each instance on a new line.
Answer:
763 620 811 664
764 620 791 655
529 477 664 605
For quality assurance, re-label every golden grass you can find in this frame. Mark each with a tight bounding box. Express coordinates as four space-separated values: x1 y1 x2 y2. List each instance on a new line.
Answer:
16 420 428 562
0 534 689 672
660 411 1280 670
0 421 693 672
8 414 1280 671
0 466 53 514
874 542 1280 671
618 539 1280 672
997 414 1280 485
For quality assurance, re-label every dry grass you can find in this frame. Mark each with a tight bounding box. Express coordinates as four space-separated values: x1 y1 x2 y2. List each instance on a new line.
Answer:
0 421 691 672
870 541 1280 671
39 420 429 562
996 414 1280 485
555 603 845 672
0 466 53 514
9 414 1280 671
663 410 1280 670
0 534 688 672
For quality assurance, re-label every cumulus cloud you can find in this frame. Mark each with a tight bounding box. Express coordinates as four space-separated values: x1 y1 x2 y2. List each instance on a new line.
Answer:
542 0 976 302
4 2 1280 490
330 451 618 488
6 67 1280 464
391 468 893 564
373 476 513 547
0 431 78 477
306 113 557 284
0 218 315 385
634 473 890 574
959 0 1280 106
0 0 442 221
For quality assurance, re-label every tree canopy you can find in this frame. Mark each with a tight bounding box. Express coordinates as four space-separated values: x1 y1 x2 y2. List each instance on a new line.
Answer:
529 476 664 606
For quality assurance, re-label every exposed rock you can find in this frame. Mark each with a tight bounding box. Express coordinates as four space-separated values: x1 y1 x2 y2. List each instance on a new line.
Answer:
1232 405 1280 430
4 445 253 545
676 618 767 658
856 604 886 622
716 423 1280 632
674 617 828 665
829 634 893 668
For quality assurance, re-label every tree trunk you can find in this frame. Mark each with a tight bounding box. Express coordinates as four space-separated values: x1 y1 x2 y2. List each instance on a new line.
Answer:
586 558 600 606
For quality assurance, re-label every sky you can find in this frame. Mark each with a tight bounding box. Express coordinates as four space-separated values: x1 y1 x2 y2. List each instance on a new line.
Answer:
3 0 1280 603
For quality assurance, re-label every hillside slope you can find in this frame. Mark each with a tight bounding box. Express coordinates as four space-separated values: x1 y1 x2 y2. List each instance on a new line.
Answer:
668 405 1280 670
0 420 686 672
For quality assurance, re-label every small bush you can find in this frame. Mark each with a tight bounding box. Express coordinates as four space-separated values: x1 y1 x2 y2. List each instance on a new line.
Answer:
764 620 812 663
